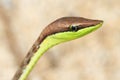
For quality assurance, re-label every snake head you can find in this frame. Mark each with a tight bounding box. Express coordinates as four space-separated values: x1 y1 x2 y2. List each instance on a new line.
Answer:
39 17 103 44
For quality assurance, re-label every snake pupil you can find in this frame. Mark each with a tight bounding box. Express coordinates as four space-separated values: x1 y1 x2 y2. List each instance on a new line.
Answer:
70 25 78 31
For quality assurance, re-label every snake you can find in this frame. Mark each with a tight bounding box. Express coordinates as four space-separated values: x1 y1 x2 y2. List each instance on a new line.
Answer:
12 17 103 80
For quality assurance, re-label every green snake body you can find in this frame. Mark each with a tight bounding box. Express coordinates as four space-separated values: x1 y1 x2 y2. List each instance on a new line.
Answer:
13 17 103 80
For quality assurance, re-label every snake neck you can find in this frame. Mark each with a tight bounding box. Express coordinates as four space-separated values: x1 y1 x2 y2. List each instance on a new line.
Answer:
12 34 59 80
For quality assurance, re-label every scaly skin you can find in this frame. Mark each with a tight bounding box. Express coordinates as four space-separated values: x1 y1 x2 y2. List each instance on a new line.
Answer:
13 17 103 80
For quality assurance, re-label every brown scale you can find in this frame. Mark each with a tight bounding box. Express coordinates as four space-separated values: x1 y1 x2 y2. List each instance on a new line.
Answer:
12 17 103 80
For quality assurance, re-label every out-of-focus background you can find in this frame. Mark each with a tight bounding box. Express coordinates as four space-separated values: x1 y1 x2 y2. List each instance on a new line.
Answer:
0 0 120 80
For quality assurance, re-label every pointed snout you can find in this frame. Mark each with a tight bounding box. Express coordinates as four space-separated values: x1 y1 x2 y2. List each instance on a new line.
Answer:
79 18 103 28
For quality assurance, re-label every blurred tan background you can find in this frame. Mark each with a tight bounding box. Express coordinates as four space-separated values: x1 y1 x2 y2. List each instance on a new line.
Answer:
0 0 120 80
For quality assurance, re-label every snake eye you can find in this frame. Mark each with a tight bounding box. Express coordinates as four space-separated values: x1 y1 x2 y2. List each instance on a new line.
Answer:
70 25 79 31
